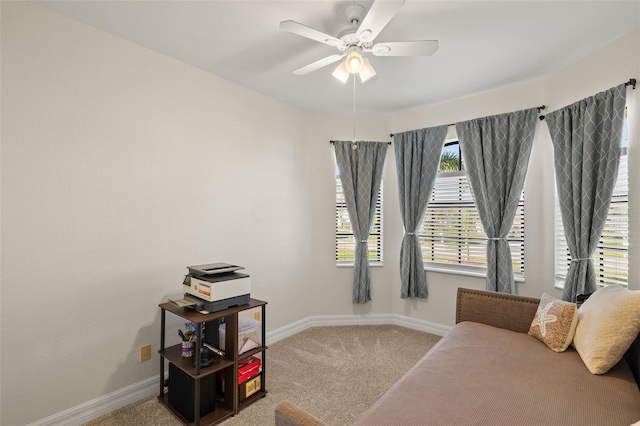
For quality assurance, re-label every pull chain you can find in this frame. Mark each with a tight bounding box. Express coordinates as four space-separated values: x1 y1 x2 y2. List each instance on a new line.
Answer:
352 75 357 149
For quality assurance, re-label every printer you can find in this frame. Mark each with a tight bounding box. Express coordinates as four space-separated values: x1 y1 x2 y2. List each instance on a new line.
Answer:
182 263 251 312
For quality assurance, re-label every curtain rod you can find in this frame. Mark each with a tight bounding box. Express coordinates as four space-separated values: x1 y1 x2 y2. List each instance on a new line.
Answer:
329 140 392 145
389 105 546 137
539 79 635 121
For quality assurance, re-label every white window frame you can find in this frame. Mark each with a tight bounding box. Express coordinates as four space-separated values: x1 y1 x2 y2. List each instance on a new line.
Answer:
555 111 629 288
335 170 383 267
420 140 525 280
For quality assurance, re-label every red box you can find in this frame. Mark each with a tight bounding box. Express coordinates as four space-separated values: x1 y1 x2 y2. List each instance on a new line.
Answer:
238 356 262 384
218 356 262 384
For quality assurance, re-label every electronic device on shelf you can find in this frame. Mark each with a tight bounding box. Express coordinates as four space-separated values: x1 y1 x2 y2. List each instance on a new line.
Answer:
179 262 251 312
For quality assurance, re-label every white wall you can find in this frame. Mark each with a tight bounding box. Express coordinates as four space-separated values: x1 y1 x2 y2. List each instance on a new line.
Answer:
388 79 551 325
303 112 395 317
300 26 639 329
545 29 640 291
1 2 638 424
300 27 638 331
386 28 639 325
0 3 314 424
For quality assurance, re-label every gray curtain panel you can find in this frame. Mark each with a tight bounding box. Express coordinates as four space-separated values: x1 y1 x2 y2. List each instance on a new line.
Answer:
334 141 388 304
456 108 537 294
394 126 448 298
546 84 627 302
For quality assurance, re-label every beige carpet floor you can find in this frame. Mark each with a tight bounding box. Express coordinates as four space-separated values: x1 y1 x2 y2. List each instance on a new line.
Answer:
85 325 441 426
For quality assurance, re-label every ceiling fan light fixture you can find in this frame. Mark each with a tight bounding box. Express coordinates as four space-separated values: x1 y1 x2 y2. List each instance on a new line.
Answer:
358 57 377 83
345 50 363 73
332 61 350 83
282 1 440 81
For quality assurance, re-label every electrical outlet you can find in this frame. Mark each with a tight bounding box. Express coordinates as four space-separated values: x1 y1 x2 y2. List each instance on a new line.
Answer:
254 311 261 321
140 344 151 362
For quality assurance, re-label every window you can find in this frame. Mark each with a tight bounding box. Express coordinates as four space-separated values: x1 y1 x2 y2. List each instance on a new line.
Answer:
336 168 383 265
420 141 525 278
555 110 629 287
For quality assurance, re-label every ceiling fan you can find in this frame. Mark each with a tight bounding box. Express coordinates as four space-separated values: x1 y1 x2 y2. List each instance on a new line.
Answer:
279 0 438 83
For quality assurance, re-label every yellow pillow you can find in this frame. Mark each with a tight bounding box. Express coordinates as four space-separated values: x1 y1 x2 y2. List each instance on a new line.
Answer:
528 293 578 352
573 285 640 374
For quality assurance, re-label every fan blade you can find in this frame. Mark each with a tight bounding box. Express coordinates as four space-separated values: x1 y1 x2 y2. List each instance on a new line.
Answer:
280 20 345 47
356 0 405 42
371 41 439 56
293 54 345 75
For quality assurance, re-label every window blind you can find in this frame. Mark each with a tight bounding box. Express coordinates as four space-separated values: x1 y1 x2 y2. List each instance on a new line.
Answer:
336 176 383 264
421 171 525 277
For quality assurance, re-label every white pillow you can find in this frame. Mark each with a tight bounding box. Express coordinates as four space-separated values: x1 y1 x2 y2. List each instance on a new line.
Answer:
573 285 640 374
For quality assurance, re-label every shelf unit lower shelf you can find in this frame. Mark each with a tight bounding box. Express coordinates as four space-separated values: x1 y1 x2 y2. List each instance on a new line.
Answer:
239 389 268 410
159 344 234 378
158 394 233 426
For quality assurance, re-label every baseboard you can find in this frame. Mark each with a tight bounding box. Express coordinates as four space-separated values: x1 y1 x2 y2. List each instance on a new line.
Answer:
265 313 450 343
27 374 161 426
391 314 452 336
265 316 311 344
31 315 450 425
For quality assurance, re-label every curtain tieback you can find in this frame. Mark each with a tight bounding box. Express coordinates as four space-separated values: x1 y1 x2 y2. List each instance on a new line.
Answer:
359 240 368 243
487 237 506 241
571 257 591 262
405 232 416 235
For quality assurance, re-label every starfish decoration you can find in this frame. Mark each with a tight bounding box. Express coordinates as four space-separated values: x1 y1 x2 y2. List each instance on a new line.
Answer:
531 302 557 337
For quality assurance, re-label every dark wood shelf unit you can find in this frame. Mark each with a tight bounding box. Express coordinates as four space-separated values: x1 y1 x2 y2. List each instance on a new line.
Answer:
159 298 268 426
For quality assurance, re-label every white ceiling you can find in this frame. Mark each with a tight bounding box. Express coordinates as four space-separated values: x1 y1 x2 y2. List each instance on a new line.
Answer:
37 1 640 114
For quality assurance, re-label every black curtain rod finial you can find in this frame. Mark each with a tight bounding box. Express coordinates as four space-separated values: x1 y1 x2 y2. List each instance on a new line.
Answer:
626 78 637 89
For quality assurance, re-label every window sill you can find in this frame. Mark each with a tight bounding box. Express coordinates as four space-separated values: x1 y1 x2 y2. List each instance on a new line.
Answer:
424 265 525 283
554 280 611 291
337 263 384 268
